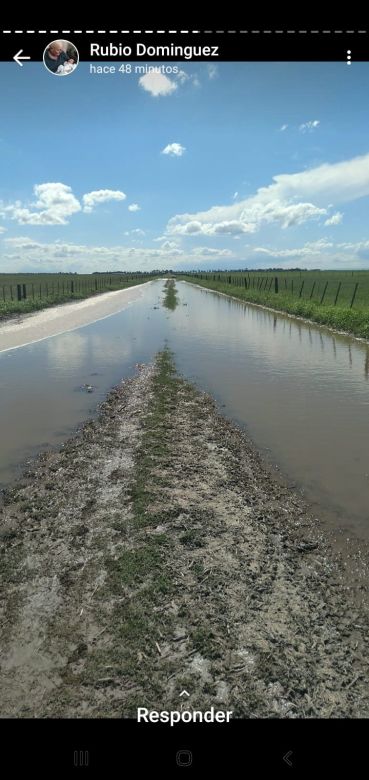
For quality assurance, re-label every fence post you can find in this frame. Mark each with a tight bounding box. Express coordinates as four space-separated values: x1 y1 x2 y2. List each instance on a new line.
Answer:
22 284 27 299
350 282 359 309
334 281 342 306
17 284 22 301
310 281 316 300
299 280 304 298
71 280 74 294
274 277 279 293
320 281 329 304
32 284 35 300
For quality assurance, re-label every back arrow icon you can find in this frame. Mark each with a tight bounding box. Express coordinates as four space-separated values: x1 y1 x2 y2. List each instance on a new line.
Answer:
14 50 31 67
283 751 293 767
179 690 190 698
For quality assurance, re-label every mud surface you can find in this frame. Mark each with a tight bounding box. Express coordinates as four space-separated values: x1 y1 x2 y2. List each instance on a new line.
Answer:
0 352 368 718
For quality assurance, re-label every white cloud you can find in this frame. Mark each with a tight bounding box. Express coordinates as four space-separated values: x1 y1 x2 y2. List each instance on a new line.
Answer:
211 220 259 235
4 236 48 250
263 153 369 204
139 72 177 97
0 236 237 272
1 183 127 225
124 229 146 236
0 183 81 225
337 240 369 251
128 203 141 212
279 124 288 131
324 211 343 226
0 226 7 233
175 69 200 88
252 239 334 258
83 189 126 213
233 192 238 200
244 237 369 269
160 240 182 253
160 240 178 249
166 153 369 238
168 205 325 237
177 69 189 84
7 231 369 272
0 237 184 272
161 142 186 157
207 64 218 80
192 247 232 257
299 120 320 133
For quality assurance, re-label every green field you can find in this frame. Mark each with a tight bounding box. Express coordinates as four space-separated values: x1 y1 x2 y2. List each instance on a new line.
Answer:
0 272 159 319
176 270 369 339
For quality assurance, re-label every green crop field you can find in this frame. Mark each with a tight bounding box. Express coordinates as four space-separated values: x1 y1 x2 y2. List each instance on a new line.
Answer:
0 272 160 319
177 270 369 339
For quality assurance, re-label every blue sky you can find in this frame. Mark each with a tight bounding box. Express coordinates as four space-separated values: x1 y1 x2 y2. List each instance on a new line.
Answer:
1 60 369 272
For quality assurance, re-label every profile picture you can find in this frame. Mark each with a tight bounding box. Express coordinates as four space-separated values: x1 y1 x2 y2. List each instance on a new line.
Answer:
43 40 79 76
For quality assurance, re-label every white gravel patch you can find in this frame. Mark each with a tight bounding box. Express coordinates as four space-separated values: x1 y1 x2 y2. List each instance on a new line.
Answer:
0 282 153 353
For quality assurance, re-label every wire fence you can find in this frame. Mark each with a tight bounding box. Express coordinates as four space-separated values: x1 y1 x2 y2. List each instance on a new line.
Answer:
184 273 367 309
0 273 158 304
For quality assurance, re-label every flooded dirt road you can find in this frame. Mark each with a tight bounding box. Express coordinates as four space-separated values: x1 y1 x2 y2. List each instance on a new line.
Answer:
1 280 369 545
1 351 368 718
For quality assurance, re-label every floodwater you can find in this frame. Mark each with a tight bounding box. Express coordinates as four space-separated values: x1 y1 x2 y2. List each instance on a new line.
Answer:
1 280 369 540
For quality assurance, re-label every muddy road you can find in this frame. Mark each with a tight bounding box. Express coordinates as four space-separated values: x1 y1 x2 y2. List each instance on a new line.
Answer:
0 350 368 717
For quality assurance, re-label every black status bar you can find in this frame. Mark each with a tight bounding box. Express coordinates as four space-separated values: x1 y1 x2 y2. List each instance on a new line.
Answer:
0 30 369 61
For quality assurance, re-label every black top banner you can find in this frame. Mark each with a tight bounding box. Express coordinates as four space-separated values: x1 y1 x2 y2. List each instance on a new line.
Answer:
0 28 368 62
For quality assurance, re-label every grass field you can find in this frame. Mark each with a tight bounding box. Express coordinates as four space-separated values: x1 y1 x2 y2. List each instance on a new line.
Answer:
0 272 159 320
177 270 369 339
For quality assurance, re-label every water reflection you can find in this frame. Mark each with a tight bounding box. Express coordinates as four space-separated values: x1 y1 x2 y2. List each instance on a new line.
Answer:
365 350 369 379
